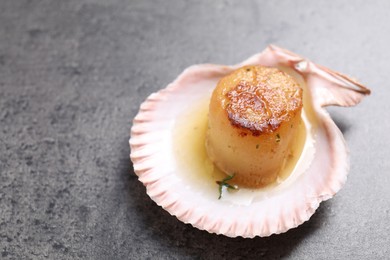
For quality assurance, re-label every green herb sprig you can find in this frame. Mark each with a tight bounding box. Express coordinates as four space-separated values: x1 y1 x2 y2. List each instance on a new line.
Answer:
216 174 238 199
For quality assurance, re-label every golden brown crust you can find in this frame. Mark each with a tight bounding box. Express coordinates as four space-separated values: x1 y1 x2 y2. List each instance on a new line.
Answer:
220 66 303 135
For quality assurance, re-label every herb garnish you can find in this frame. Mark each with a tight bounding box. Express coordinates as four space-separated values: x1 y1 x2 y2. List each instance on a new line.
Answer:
216 174 238 199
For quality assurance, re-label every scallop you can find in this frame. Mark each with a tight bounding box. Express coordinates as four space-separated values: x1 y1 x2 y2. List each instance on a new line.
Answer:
130 45 370 238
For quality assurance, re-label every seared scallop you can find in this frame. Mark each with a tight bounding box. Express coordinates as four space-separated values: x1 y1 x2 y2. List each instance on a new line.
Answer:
206 65 303 188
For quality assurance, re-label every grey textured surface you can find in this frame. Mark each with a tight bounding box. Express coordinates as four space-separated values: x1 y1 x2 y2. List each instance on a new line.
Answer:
0 0 388 259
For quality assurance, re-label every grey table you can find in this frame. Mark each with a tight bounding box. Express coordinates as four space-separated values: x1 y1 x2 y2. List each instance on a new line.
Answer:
0 0 388 259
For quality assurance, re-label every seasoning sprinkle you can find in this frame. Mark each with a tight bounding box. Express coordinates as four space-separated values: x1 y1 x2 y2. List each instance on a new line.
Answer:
276 133 281 142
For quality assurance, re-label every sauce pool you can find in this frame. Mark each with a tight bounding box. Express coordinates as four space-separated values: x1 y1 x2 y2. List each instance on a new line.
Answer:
173 96 311 205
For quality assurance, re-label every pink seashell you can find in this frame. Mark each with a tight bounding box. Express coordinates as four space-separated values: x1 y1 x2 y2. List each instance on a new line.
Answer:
130 45 370 238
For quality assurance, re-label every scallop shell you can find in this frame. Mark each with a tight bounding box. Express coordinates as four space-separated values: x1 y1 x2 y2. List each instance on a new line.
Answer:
130 45 370 238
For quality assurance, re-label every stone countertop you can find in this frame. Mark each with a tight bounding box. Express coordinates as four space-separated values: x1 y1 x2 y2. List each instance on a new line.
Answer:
0 0 388 259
